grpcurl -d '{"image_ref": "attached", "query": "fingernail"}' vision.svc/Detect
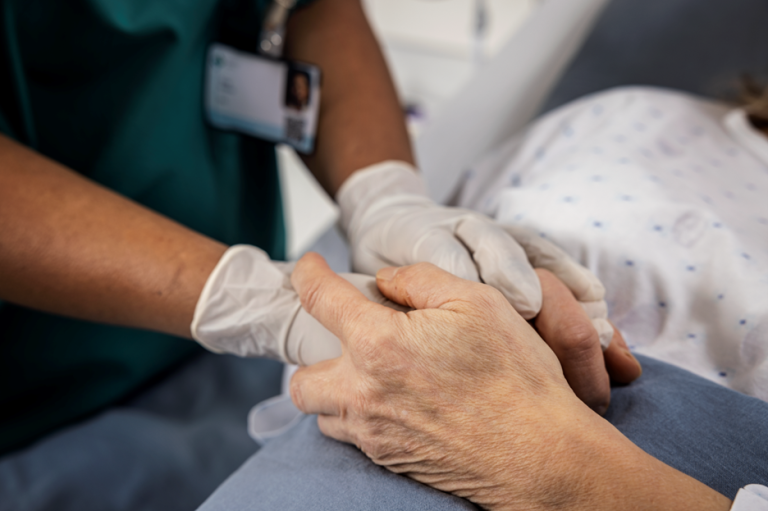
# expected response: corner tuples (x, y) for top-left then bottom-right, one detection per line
(596, 404), (609, 416)
(376, 266), (398, 282)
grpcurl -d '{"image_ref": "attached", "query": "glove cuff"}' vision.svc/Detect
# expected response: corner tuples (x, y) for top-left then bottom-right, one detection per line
(336, 160), (428, 236)
(191, 245), (300, 360)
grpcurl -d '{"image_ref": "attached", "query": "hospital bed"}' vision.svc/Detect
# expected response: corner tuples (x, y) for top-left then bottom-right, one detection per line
(2, 1), (767, 510)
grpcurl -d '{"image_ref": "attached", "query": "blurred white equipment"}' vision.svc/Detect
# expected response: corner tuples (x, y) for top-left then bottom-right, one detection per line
(415, 0), (611, 204)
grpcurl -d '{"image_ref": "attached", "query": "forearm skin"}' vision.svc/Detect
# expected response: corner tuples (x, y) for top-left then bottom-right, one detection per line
(0, 134), (226, 338)
(284, 0), (415, 196)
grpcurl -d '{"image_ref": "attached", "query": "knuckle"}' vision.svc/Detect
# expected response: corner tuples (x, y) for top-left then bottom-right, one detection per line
(298, 279), (323, 316)
(583, 387), (611, 415)
(353, 387), (380, 417)
(470, 286), (508, 313)
(557, 319), (600, 360)
(357, 434), (381, 459)
(395, 262), (434, 284)
(353, 336), (389, 370)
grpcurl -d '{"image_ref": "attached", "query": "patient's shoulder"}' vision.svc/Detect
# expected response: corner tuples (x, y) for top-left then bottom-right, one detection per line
(535, 85), (731, 136)
(578, 85), (725, 107)
(568, 86), (727, 117)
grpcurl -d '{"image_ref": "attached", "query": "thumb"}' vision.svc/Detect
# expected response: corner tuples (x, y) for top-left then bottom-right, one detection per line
(375, 262), (488, 311)
(291, 252), (389, 346)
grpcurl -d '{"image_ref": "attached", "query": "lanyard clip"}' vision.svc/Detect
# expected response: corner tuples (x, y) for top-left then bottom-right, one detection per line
(259, 0), (297, 58)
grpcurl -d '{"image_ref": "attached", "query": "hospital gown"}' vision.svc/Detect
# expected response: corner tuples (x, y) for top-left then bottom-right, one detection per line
(459, 86), (768, 401)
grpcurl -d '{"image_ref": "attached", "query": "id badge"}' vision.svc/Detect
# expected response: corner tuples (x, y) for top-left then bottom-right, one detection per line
(205, 43), (321, 154)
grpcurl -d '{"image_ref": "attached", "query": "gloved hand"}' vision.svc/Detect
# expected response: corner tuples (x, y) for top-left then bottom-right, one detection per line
(190, 245), (406, 365)
(499, 224), (614, 349)
(337, 161), (613, 348)
(286, 272), (409, 365)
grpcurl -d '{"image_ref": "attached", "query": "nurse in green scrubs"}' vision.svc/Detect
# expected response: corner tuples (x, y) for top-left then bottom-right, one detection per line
(0, 0), (614, 459)
(0, 0), (417, 454)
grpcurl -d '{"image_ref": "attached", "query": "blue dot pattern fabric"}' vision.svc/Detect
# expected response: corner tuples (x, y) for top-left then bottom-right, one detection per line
(459, 86), (768, 401)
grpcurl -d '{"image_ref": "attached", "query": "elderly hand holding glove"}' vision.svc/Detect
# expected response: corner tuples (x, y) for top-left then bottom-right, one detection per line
(287, 255), (728, 511)
(336, 161), (614, 346)
(190, 161), (636, 412)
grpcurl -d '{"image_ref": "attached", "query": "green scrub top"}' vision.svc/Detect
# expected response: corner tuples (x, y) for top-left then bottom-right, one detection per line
(0, 0), (313, 455)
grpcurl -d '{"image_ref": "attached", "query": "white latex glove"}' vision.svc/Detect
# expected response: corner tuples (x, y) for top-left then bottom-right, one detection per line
(286, 273), (409, 365)
(190, 245), (405, 364)
(246, 272), (409, 445)
(500, 225), (614, 350)
(337, 161), (613, 348)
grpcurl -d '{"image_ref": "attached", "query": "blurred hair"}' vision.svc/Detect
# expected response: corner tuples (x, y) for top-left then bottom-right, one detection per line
(741, 75), (768, 128)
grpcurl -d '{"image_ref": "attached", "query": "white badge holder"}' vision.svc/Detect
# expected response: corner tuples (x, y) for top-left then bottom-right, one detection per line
(205, 0), (321, 154)
(205, 44), (321, 154)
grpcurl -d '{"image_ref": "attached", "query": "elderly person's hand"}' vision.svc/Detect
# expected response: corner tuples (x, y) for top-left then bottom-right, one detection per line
(287, 260), (642, 414)
(533, 269), (641, 413)
(289, 253), (730, 511)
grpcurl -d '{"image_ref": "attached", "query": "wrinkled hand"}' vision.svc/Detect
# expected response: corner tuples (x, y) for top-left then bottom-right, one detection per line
(290, 253), (572, 508)
(291, 264), (641, 414)
(337, 162), (611, 341)
(289, 254), (730, 511)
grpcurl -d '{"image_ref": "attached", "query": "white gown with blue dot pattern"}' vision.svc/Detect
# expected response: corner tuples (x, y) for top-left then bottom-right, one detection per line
(459, 86), (768, 402)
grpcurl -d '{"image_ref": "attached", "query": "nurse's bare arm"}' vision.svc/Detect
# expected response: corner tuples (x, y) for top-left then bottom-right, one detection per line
(284, 0), (413, 195)
(0, 134), (226, 338)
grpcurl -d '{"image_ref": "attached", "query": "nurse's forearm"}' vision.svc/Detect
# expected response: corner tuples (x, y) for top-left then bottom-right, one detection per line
(0, 134), (226, 338)
(285, 0), (414, 195)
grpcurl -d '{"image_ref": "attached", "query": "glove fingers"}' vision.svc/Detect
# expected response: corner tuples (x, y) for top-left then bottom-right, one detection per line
(579, 300), (613, 350)
(501, 225), (605, 302)
(455, 217), (542, 319)
(286, 307), (343, 366)
(411, 229), (481, 283)
(591, 318), (614, 351)
(351, 248), (398, 277)
(579, 299), (607, 319)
